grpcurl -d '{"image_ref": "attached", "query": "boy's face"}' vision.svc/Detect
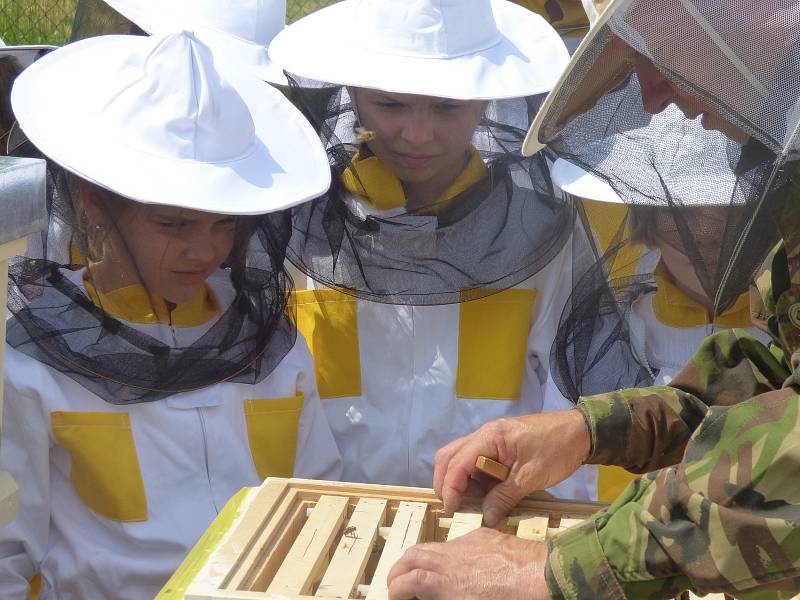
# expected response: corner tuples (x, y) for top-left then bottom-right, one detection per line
(114, 204), (237, 304)
(353, 88), (486, 191)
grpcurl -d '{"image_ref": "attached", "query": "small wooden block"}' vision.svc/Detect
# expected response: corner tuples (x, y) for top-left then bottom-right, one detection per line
(474, 456), (509, 481)
(267, 495), (348, 595)
(557, 518), (584, 531)
(315, 498), (388, 598)
(516, 516), (549, 541)
(446, 511), (483, 541)
(366, 502), (427, 600)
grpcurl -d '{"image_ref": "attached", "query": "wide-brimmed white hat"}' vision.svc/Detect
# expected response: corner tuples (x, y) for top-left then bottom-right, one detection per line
(551, 138), (739, 207)
(0, 45), (56, 68)
(11, 31), (330, 215)
(551, 158), (622, 203)
(269, 0), (569, 100)
(102, 0), (288, 84)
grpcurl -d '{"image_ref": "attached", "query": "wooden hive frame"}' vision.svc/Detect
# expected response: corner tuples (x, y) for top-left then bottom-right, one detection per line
(184, 477), (607, 600)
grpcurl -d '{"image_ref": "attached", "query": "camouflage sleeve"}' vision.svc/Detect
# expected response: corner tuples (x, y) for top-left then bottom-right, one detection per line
(577, 329), (788, 473)
(546, 385), (800, 600)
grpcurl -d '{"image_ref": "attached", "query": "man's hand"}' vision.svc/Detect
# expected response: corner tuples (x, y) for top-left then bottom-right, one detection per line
(433, 410), (590, 526)
(386, 528), (550, 600)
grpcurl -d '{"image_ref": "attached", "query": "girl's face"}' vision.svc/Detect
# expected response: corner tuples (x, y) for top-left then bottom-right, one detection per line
(81, 183), (239, 305)
(114, 205), (237, 304)
(353, 88), (486, 191)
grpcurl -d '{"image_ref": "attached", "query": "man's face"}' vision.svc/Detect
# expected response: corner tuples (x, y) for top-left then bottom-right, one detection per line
(627, 50), (750, 144)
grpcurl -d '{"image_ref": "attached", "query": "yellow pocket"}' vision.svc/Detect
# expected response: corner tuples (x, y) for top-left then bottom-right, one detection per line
(244, 393), (304, 479)
(51, 412), (147, 522)
(597, 465), (638, 503)
(456, 289), (537, 400)
(290, 289), (362, 399)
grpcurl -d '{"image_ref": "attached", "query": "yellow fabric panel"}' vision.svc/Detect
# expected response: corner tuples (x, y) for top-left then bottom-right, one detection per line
(652, 261), (753, 328)
(291, 289), (362, 399)
(341, 147), (488, 213)
(28, 572), (41, 600)
(456, 288), (538, 400)
(341, 152), (406, 211)
(69, 241), (84, 268)
(51, 411), (147, 522)
(597, 465), (639, 503)
(155, 486), (252, 600)
(244, 393), (304, 480)
(83, 272), (219, 326)
(509, 0), (589, 33)
(580, 199), (643, 280)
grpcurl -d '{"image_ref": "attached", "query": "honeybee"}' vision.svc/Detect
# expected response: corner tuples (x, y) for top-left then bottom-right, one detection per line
(354, 126), (376, 143)
(344, 525), (359, 539)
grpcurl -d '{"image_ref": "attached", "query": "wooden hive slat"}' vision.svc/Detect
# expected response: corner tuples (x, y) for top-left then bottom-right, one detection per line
(224, 487), (306, 591)
(266, 495), (349, 596)
(213, 479), (290, 589)
(365, 501), (427, 600)
(315, 498), (388, 598)
(446, 510), (483, 541)
(516, 516), (549, 541)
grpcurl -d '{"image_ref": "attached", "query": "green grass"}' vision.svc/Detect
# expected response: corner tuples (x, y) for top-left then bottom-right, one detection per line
(0, 0), (335, 47)
(0, 0), (77, 45)
(287, 0), (333, 22)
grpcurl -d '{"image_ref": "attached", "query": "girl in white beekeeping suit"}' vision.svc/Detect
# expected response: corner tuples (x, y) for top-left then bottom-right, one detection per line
(0, 30), (340, 599)
(546, 111), (774, 502)
(267, 0), (600, 499)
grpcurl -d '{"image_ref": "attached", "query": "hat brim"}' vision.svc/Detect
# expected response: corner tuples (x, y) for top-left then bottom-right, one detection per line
(551, 158), (623, 203)
(523, 0), (636, 155)
(269, 0), (569, 100)
(0, 45), (57, 68)
(11, 35), (330, 215)
(102, 0), (288, 85)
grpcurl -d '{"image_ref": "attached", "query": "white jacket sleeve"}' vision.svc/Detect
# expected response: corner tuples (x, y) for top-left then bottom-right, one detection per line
(0, 379), (51, 597)
(291, 339), (343, 481)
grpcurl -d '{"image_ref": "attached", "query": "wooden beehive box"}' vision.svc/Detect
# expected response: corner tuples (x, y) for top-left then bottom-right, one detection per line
(183, 477), (607, 600)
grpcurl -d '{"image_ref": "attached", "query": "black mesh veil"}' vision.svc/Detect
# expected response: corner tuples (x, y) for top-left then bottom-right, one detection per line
(5, 162), (297, 404)
(70, 0), (144, 41)
(550, 215), (656, 399)
(532, 0), (800, 399)
(284, 77), (577, 305)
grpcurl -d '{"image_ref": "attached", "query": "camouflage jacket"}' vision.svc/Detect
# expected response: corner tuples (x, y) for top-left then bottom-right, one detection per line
(546, 161), (800, 599)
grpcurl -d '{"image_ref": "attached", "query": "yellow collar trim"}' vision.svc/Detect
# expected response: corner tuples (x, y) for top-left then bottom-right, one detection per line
(83, 272), (220, 327)
(652, 261), (752, 328)
(341, 147), (488, 212)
